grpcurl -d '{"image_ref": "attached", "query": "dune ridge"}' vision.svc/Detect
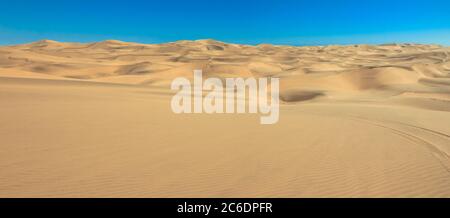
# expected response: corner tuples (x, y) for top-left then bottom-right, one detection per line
(1, 39), (449, 104)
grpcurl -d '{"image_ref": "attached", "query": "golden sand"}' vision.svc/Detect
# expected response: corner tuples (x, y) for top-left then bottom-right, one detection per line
(1, 40), (449, 197)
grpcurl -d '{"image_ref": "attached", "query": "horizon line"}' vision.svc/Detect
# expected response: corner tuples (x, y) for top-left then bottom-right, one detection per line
(2, 38), (448, 48)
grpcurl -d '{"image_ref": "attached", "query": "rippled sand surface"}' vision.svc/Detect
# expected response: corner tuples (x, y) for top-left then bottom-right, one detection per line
(1, 40), (450, 197)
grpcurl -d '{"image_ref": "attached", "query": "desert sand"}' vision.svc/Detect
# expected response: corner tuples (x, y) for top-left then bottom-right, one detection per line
(1, 39), (450, 197)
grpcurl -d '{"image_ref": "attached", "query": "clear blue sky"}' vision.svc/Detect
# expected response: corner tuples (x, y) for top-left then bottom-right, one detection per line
(0, 0), (449, 45)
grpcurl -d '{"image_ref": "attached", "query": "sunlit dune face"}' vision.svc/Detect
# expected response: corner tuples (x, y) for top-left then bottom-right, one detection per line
(0, 40), (450, 197)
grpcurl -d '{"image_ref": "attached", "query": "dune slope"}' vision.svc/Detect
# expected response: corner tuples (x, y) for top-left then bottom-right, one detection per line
(0, 40), (450, 197)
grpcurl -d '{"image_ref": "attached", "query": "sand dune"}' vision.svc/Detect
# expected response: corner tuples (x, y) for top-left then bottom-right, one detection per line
(0, 40), (450, 197)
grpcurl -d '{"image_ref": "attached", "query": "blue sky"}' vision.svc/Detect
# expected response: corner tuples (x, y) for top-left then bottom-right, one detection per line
(0, 0), (449, 45)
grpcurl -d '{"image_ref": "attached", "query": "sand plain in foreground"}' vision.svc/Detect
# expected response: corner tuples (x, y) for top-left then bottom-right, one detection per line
(0, 40), (450, 197)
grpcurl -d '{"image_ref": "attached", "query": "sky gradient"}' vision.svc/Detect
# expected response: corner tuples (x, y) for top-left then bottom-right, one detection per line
(0, 0), (449, 45)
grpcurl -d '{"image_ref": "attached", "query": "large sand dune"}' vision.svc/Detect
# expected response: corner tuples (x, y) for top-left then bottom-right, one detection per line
(1, 40), (450, 197)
